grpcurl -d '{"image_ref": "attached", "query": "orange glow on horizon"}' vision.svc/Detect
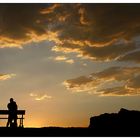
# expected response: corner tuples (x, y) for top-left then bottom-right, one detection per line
(24, 115), (89, 128)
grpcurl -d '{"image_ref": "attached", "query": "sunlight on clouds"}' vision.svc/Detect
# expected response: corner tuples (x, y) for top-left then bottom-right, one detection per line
(79, 7), (89, 25)
(63, 76), (99, 93)
(0, 4), (62, 48)
(65, 59), (74, 64)
(51, 45), (80, 53)
(51, 38), (134, 62)
(63, 81), (97, 93)
(65, 39), (117, 48)
(40, 4), (60, 14)
(58, 14), (70, 22)
(1, 4), (140, 65)
(99, 85), (140, 97)
(26, 31), (62, 45)
(0, 30), (61, 49)
(29, 92), (52, 101)
(55, 56), (67, 61)
(51, 39), (117, 55)
(53, 56), (75, 64)
(35, 95), (52, 101)
(0, 36), (24, 48)
(43, 4), (140, 64)
(63, 67), (140, 96)
(0, 74), (16, 80)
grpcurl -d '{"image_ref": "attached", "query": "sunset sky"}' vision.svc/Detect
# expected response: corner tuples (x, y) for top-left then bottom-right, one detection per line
(0, 3), (140, 127)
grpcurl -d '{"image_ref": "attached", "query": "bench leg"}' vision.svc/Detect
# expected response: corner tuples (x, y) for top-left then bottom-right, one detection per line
(19, 115), (24, 127)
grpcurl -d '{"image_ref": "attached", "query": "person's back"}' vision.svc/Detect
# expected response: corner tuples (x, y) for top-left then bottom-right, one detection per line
(8, 100), (17, 112)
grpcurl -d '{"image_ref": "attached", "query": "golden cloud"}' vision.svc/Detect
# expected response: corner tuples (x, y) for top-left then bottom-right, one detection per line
(53, 55), (75, 64)
(98, 86), (140, 97)
(40, 4), (61, 14)
(63, 67), (140, 96)
(0, 30), (61, 49)
(52, 39), (136, 61)
(63, 76), (100, 93)
(29, 92), (52, 101)
(0, 74), (16, 80)
(54, 55), (67, 61)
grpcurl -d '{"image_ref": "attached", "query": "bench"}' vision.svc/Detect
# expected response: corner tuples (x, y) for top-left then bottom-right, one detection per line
(0, 110), (25, 127)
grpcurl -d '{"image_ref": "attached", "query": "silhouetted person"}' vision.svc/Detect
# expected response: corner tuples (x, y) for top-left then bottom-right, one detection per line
(6, 98), (18, 127)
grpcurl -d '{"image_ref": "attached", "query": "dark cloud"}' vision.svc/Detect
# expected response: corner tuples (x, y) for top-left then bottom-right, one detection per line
(0, 4), (47, 39)
(65, 76), (92, 86)
(127, 75), (140, 89)
(0, 4), (59, 48)
(119, 50), (140, 63)
(46, 4), (140, 63)
(48, 4), (140, 42)
(47, 4), (140, 42)
(52, 40), (136, 61)
(83, 4), (140, 41)
(79, 42), (135, 61)
(93, 67), (140, 81)
(0, 3), (140, 63)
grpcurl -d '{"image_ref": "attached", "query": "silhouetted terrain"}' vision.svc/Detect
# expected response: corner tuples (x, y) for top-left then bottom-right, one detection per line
(0, 108), (140, 137)
(89, 108), (140, 136)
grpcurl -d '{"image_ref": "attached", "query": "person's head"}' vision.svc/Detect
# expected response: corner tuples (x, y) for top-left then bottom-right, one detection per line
(10, 98), (14, 103)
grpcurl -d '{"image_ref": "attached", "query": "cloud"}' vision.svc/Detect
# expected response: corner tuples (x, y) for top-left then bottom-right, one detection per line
(53, 55), (75, 64)
(63, 76), (100, 92)
(1, 3), (140, 97)
(119, 50), (140, 63)
(127, 74), (140, 89)
(0, 4), (63, 48)
(40, 4), (61, 14)
(35, 95), (52, 101)
(64, 76), (93, 86)
(65, 59), (74, 64)
(78, 41), (135, 61)
(45, 4), (140, 63)
(1, 3), (140, 64)
(54, 55), (67, 61)
(29, 92), (52, 101)
(98, 86), (139, 96)
(63, 67), (140, 96)
(0, 74), (16, 80)
(92, 67), (140, 81)
(0, 4), (46, 47)
(78, 7), (89, 25)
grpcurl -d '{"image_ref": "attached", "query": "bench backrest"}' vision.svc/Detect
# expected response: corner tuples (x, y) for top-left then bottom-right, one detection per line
(0, 110), (25, 115)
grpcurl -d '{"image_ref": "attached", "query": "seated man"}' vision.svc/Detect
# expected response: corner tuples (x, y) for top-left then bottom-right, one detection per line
(6, 98), (18, 127)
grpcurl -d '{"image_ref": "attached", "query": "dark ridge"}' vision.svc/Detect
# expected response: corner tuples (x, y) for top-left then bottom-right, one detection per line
(89, 108), (140, 136)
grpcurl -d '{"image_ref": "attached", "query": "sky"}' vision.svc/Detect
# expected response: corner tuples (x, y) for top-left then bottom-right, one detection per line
(0, 3), (140, 127)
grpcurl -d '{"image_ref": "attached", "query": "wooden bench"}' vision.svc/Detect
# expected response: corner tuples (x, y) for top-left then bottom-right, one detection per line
(0, 110), (25, 127)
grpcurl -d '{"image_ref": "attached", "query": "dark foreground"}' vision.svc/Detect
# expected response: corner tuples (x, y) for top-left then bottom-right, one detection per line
(1, 108), (140, 137)
(0, 127), (140, 137)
